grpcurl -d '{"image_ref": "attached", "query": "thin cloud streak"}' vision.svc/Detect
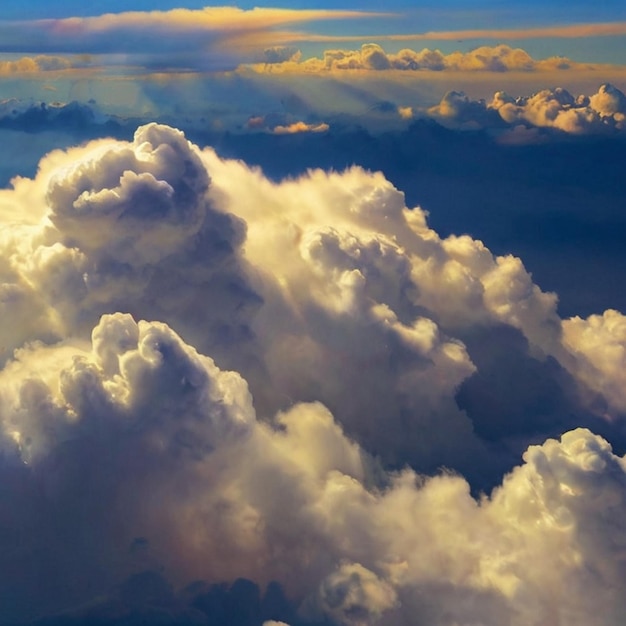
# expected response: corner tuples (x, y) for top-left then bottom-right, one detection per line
(286, 21), (626, 44)
(0, 7), (390, 55)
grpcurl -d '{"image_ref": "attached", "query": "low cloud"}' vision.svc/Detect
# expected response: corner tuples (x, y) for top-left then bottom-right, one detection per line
(428, 83), (626, 134)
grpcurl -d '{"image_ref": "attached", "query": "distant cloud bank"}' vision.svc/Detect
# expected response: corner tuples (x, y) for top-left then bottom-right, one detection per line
(428, 83), (626, 134)
(247, 43), (579, 73)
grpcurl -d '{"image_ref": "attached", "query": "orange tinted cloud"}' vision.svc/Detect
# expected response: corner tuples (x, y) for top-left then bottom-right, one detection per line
(0, 7), (388, 52)
(293, 21), (626, 43)
(0, 55), (72, 74)
(244, 44), (581, 74)
(0, 7), (389, 71)
(272, 121), (330, 134)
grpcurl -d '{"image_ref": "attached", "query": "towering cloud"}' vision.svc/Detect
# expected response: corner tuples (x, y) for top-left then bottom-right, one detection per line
(1, 124), (626, 624)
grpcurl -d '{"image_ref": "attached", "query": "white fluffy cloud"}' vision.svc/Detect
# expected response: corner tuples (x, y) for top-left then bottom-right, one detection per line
(1, 123), (626, 623)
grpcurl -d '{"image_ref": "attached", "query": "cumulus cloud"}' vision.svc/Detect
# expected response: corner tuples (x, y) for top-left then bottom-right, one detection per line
(428, 83), (626, 133)
(2, 123), (626, 623)
(0, 124), (258, 366)
(305, 562), (398, 625)
(562, 309), (626, 414)
(246, 43), (580, 74)
(2, 317), (626, 624)
(263, 46), (302, 65)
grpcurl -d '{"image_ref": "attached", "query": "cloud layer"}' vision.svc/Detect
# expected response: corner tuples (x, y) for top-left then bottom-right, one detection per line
(1, 124), (626, 624)
(428, 83), (626, 134)
(0, 7), (384, 71)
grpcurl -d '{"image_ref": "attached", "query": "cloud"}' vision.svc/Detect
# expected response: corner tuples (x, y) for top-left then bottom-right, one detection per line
(428, 83), (626, 133)
(0, 98), (121, 134)
(272, 121), (329, 134)
(246, 43), (583, 74)
(589, 82), (626, 117)
(427, 90), (502, 129)
(3, 123), (626, 623)
(304, 562), (398, 625)
(2, 316), (626, 624)
(262, 46), (302, 65)
(0, 54), (73, 74)
(0, 121), (618, 475)
(0, 8), (387, 71)
(562, 309), (626, 414)
(291, 21), (626, 44)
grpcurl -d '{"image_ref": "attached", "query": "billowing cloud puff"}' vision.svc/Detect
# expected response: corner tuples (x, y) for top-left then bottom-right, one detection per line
(306, 563), (398, 625)
(0, 123), (255, 366)
(427, 91), (502, 129)
(2, 318), (626, 624)
(263, 46), (302, 65)
(0, 313), (254, 465)
(2, 123), (626, 623)
(562, 309), (626, 413)
(0, 120), (615, 477)
(589, 82), (626, 118)
(494, 84), (626, 132)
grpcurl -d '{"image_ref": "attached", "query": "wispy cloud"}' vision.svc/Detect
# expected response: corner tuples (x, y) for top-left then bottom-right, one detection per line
(289, 21), (626, 43)
(0, 7), (389, 70)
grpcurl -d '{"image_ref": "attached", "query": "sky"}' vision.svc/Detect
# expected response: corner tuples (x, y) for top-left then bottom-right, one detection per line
(1, 3), (626, 626)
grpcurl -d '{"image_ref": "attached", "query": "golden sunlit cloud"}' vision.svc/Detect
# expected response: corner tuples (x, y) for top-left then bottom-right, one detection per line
(242, 43), (588, 74)
(285, 20), (626, 43)
(44, 7), (389, 32)
(272, 121), (330, 134)
(0, 55), (73, 74)
(0, 7), (389, 52)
